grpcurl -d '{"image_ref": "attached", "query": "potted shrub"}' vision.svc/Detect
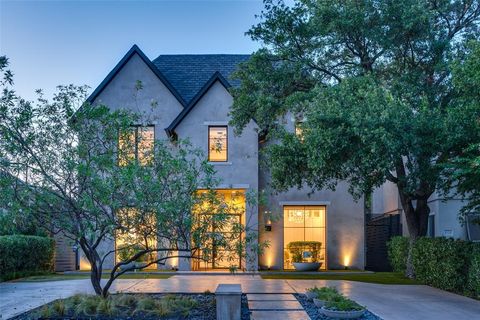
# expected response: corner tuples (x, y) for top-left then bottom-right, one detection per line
(320, 294), (366, 319)
(305, 286), (320, 301)
(287, 241), (323, 271)
(312, 287), (340, 308)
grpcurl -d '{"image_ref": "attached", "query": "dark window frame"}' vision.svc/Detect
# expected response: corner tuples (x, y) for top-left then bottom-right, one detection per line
(118, 125), (155, 166)
(208, 126), (228, 162)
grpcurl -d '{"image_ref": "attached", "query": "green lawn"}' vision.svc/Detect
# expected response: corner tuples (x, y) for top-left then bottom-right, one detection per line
(14, 272), (172, 282)
(260, 272), (419, 285)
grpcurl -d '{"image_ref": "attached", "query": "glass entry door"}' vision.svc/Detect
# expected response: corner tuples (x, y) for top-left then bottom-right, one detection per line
(192, 213), (242, 270)
(211, 213), (242, 269)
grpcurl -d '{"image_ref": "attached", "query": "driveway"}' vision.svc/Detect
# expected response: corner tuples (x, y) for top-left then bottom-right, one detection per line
(1, 275), (479, 320)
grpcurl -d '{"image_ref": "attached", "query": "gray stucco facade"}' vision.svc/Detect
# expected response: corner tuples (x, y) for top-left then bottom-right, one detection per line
(79, 45), (366, 271)
(372, 181), (469, 240)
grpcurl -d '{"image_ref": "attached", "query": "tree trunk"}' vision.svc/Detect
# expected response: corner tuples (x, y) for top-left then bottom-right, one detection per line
(399, 196), (430, 278)
(79, 239), (104, 296)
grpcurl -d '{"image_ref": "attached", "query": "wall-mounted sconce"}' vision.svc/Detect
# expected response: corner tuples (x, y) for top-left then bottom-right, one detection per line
(264, 210), (272, 231)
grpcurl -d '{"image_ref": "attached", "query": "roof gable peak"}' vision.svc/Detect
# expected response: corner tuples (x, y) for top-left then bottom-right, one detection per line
(86, 44), (186, 106)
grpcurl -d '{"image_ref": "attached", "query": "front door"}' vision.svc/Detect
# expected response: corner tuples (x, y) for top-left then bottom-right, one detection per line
(211, 213), (242, 269)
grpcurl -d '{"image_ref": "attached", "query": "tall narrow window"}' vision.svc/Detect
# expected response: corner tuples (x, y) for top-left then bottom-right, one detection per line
(295, 121), (304, 141)
(118, 126), (154, 166)
(208, 126), (228, 162)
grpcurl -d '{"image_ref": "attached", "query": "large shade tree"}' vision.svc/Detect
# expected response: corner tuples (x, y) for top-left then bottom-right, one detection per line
(0, 56), (259, 296)
(230, 0), (480, 276)
(444, 43), (480, 219)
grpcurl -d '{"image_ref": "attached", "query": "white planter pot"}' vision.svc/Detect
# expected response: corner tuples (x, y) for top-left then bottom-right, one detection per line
(293, 262), (322, 271)
(305, 291), (317, 301)
(313, 298), (326, 308)
(320, 307), (366, 319)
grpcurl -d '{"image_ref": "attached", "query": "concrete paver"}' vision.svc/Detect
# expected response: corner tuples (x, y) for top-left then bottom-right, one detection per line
(1, 275), (480, 320)
(250, 310), (310, 320)
(247, 293), (296, 301)
(248, 300), (303, 310)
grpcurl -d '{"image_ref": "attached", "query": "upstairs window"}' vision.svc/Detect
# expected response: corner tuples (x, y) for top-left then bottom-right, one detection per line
(208, 126), (228, 162)
(118, 126), (154, 166)
(295, 121), (304, 141)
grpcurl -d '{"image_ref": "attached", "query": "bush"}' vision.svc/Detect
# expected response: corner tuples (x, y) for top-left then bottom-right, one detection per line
(387, 236), (409, 273)
(387, 236), (479, 298)
(306, 286), (341, 301)
(467, 243), (480, 299)
(323, 291), (364, 311)
(0, 235), (55, 281)
(287, 241), (322, 263)
(412, 237), (469, 292)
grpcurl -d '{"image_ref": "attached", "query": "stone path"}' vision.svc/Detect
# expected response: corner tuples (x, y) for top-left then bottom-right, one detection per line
(247, 294), (310, 320)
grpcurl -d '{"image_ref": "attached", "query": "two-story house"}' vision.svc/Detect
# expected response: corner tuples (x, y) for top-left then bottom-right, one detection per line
(75, 44), (365, 271)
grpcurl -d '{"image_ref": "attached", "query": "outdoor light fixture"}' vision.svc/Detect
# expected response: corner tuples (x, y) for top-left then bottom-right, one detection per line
(264, 211), (272, 231)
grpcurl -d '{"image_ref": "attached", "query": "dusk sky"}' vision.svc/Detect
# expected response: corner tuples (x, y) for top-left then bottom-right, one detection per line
(0, 0), (272, 101)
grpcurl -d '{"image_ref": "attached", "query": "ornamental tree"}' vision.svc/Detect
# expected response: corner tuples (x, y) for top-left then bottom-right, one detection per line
(0, 56), (259, 296)
(230, 0), (480, 276)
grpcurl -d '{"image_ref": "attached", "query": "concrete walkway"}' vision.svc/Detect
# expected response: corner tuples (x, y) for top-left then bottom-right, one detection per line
(1, 275), (480, 320)
(247, 294), (309, 320)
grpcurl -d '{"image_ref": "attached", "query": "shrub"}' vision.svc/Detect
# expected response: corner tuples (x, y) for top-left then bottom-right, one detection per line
(387, 236), (480, 298)
(412, 237), (469, 292)
(0, 235), (55, 281)
(387, 236), (409, 273)
(307, 286), (341, 301)
(466, 243), (480, 299)
(287, 241), (322, 263)
(323, 293), (364, 311)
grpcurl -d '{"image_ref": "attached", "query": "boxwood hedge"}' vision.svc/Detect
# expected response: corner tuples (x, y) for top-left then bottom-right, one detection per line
(387, 236), (480, 298)
(387, 236), (409, 273)
(0, 235), (55, 281)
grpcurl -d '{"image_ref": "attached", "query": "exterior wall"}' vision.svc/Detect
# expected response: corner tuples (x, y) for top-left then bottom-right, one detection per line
(79, 53), (184, 270)
(175, 80), (259, 271)
(258, 115), (365, 270)
(427, 192), (468, 240)
(93, 52), (184, 142)
(372, 183), (468, 239)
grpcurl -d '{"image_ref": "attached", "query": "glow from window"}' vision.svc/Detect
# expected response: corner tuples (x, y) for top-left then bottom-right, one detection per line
(284, 206), (326, 270)
(208, 126), (227, 162)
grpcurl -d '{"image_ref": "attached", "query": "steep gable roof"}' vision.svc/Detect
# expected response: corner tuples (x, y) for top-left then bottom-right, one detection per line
(166, 72), (231, 136)
(152, 54), (250, 105)
(86, 45), (186, 106)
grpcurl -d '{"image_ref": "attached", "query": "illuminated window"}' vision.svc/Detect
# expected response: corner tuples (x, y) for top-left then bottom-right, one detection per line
(295, 121), (304, 141)
(192, 189), (245, 270)
(284, 206), (326, 269)
(118, 126), (154, 166)
(115, 208), (157, 268)
(208, 126), (228, 162)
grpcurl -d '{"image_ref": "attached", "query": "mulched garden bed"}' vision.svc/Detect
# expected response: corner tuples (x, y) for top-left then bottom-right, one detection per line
(294, 293), (383, 320)
(11, 293), (251, 320)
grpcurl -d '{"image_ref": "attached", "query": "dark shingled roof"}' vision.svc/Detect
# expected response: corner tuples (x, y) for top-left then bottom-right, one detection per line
(152, 54), (250, 105)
